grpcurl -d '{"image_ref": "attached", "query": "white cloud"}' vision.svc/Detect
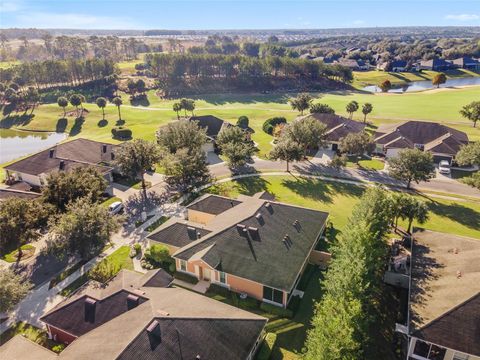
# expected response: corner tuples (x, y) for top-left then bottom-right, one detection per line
(445, 14), (479, 21)
(0, 1), (22, 12)
(14, 12), (139, 29)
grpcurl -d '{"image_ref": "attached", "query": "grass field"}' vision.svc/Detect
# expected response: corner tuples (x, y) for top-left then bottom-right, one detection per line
(208, 175), (480, 239)
(352, 68), (479, 88)
(1, 85), (479, 167)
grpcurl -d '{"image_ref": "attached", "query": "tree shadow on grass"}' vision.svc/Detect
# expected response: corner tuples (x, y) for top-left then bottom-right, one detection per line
(427, 200), (480, 231)
(56, 118), (68, 133)
(232, 176), (270, 196)
(116, 119), (125, 126)
(0, 113), (34, 128)
(282, 176), (365, 204)
(69, 117), (84, 136)
(97, 119), (108, 127)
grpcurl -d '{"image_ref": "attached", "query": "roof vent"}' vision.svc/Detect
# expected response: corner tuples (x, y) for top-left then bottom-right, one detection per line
(147, 320), (161, 350)
(84, 297), (96, 323)
(127, 294), (140, 310)
(265, 202), (273, 213)
(102, 144), (107, 153)
(293, 220), (301, 231)
(59, 160), (65, 170)
(49, 149), (55, 158)
(236, 224), (246, 234)
(255, 213), (265, 225)
(187, 226), (198, 239)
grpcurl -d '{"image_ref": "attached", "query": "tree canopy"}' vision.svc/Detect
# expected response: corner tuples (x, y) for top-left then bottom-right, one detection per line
(269, 135), (304, 172)
(340, 131), (374, 159)
(456, 142), (480, 166)
(156, 120), (207, 154)
(310, 103), (335, 114)
(289, 93), (313, 115)
(0, 269), (31, 313)
(460, 101), (480, 128)
(432, 72), (447, 88)
(387, 149), (435, 189)
(216, 126), (256, 170)
(283, 117), (327, 156)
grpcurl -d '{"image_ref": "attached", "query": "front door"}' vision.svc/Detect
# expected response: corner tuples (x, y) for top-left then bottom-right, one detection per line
(203, 268), (211, 281)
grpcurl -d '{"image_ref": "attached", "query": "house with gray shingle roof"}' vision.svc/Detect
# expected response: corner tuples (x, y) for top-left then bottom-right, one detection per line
(149, 193), (329, 308)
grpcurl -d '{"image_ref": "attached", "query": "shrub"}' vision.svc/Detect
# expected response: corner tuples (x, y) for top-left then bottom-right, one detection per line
(208, 283), (231, 297)
(133, 243), (141, 254)
(256, 333), (277, 360)
(145, 244), (170, 264)
(260, 302), (293, 318)
(237, 115), (249, 128)
(262, 117), (287, 135)
(51, 344), (66, 353)
(89, 260), (118, 284)
(174, 271), (199, 284)
(111, 126), (132, 140)
(168, 262), (176, 273)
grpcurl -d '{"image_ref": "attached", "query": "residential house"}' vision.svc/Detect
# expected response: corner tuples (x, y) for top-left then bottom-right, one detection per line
(338, 58), (370, 71)
(377, 60), (408, 72)
(0, 181), (41, 200)
(300, 113), (367, 152)
(405, 230), (480, 360)
(418, 58), (454, 71)
(374, 121), (469, 163)
(452, 57), (480, 71)
(3, 138), (117, 187)
(0, 268), (268, 360)
(149, 193), (329, 308)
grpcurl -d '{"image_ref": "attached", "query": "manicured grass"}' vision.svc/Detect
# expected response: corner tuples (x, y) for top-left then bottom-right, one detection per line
(208, 175), (480, 239)
(2, 244), (36, 263)
(352, 69), (479, 88)
(346, 156), (385, 170)
(0, 322), (62, 352)
(1, 86), (479, 170)
(59, 246), (133, 296)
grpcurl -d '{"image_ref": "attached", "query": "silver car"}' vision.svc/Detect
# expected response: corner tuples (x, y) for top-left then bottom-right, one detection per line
(438, 160), (451, 175)
(108, 201), (124, 215)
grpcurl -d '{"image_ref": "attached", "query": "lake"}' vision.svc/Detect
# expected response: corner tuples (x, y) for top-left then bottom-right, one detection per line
(363, 76), (480, 93)
(0, 129), (67, 163)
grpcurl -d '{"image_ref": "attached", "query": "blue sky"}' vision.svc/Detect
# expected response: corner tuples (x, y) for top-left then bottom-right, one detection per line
(1, 0), (479, 29)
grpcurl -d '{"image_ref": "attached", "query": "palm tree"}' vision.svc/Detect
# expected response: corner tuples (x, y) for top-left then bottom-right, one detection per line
(112, 97), (123, 121)
(361, 103), (373, 123)
(345, 101), (359, 119)
(173, 102), (182, 119)
(96, 97), (107, 120)
(57, 96), (68, 118)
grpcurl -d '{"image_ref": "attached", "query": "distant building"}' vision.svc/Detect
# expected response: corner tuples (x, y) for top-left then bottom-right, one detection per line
(374, 121), (469, 163)
(452, 57), (480, 71)
(377, 60), (408, 72)
(3, 138), (117, 187)
(338, 58), (370, 71)
(419, 58), (454, 71)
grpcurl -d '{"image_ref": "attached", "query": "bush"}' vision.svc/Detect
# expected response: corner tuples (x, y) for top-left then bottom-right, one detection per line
(88, 260), (118, 284)
(174, 271), (199, 284)
(111, 126), (132, 140)
(51, 344), (66, 353)
(262, 117), (287, 135)
(133, 243), (141, 254)
(237, 115), (249, 128)
(208, 283), (231, 297)
(145, 244), (170, 264)
(260, 302), (293, 318)
(256, 333), (277, 360)
(168, 262), (176, 273)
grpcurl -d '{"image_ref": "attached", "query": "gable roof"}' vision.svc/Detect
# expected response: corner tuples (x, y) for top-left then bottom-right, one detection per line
(189, 115), (230, 139)
(0, 335), (57, 360)
(187, 194), (242, 215)
(410, 230), (480, 354)
(176, 196), (328, 292)
(375, 121), (468, 155)
(413, 293), (480, 356)
(147, 222), (212, 248)
(302, 113), (366, 142)
(0, 188), (41, 200)
(4, 138), (115, 177)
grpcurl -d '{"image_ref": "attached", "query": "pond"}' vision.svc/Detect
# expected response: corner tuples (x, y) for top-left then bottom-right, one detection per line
(0, 129), (67, 163)
(362, 76), (480, 93)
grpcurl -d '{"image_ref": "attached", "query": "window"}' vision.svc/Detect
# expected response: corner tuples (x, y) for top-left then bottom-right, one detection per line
(218, 271), (226, 284)
(179, 260), (187, 272)
(412, 340), (447, 360)
(453, 353), (470, 360)
(263, 286), (283, 305)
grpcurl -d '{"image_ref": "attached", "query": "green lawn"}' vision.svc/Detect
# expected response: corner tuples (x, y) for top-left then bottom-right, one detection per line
(352, 68), (480, 88)
(100, 196), (122, 208)
(346, 156), (385, 170)
(208, 175), (480, 239)
(2, 85), (479, 169)
(0, 322), (62, 352)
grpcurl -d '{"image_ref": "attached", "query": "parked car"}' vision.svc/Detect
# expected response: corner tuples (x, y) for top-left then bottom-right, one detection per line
(438, 160), (451, 175)
(108, 201), (124, 215)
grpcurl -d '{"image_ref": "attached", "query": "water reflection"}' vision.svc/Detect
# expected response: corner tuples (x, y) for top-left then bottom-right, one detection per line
(363, 76), (480, 93)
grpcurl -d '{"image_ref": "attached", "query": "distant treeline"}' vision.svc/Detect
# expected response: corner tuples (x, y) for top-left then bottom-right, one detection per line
(144, 53), (352, 95)
(0, 59), (117, 88)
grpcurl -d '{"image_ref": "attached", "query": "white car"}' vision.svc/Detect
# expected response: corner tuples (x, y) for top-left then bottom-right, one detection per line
(438, 160), (451, 175)
(108, 201), (124, 215)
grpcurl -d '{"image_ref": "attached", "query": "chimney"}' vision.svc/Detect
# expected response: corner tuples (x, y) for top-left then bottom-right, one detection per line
(265, 202), (273, 213)
(147, 320), (161, 350)
(127, 294), (140, 310)
(236, 224), (246, 235)
(248, 227), (259, 240)
(102, 144), (107, 153)
(49, 149), (55, 158)
(187, 226), (198, 239)
(84, 297), (96, 323)
(59, 160), (65, 170)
